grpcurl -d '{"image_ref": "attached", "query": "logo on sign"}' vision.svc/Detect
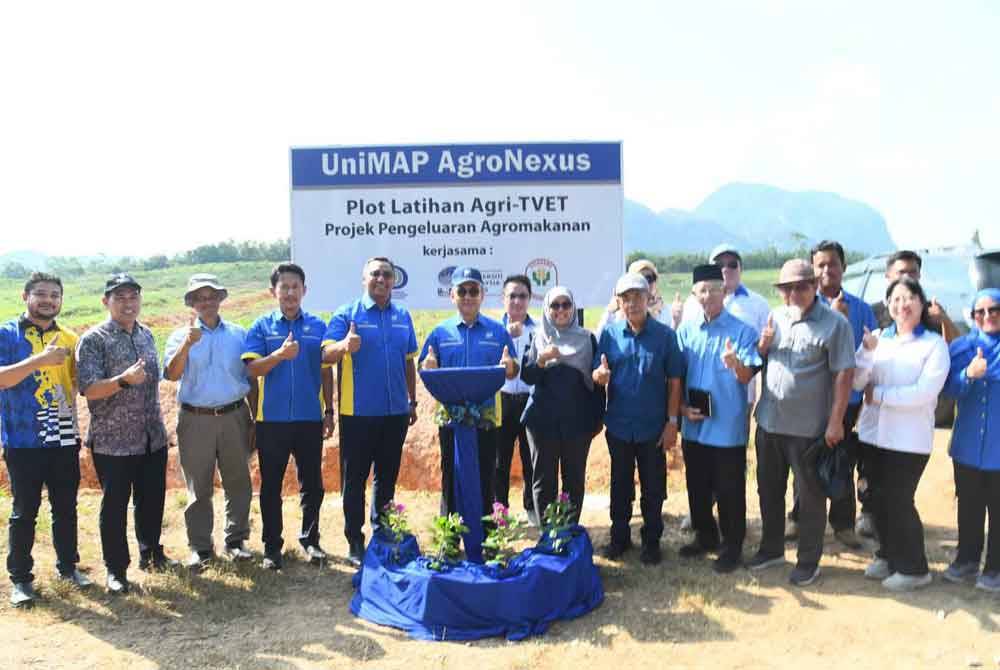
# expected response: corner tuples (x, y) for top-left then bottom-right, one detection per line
(525, 258), (558, 294)
(393, 265), (409, 289)
(437, 266), (457, 297)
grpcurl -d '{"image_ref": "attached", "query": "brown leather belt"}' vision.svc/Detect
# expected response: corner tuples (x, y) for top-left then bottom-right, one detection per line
(181, 400), (244, 416)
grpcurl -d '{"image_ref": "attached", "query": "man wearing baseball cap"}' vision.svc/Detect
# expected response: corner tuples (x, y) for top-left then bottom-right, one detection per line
(419, 266), (518, 523)
(748, 260), (855, 587)
(77, 272), (175, 593)
(593, 272), (684, 565)
(163, 274), (255, 569)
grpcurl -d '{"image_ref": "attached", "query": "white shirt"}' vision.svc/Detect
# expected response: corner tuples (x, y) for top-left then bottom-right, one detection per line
(501, 314), (535, 395)
(680, 285), (771, 403)
(852, 327), (950, 454)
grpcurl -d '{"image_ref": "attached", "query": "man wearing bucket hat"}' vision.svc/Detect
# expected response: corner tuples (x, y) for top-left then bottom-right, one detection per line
(593, 272), (684, 565)
(163, 274), (255, 569)
(748, 260), (855, 587)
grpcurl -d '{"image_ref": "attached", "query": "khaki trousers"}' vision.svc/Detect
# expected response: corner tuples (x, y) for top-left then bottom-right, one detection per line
(176, 405), (253, 552)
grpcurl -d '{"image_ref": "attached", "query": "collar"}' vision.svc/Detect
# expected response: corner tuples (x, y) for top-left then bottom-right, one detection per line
(733, 284), (749, 297)
(105, 318), (145, 335)
(881, 322), (927, 339)
(18, 313), (60, 333)
(196, 316), (226, 332)
(361, 293), (391, 311)
(448, 313), (482, 330)
(502, 312), (535, 327)
(275, 309), (303, 323)
(698, 308), (727, 329)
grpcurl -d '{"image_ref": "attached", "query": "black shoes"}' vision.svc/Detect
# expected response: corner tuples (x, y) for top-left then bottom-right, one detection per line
(106, 572), (130, 595)
(58, 568), (94, 588)
(601, 540), (633, 560)
(639, 543), (662, 566)
(262, 553), (283, 571)
(347, 540), (365, 567)
(224, 542), (253, 562)
(304, 545), (328, 564)
(713, 553), (743, 574)
(139, 550), (179, 572)
(184, 550), (215, 571)
(678, 540), (720, 558)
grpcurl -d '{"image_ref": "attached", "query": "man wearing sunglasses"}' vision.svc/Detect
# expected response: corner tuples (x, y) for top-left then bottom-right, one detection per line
(322, 257), (418, 566)
(749, 260), (855, 587)
(495, 274), (538, 525)
(419, 266), (518, 523)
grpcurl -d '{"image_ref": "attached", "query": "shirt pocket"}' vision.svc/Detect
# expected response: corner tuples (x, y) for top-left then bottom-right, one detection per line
(791, 337), (824, 369)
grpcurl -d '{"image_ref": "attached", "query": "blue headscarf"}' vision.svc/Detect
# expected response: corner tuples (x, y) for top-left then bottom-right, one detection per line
(949, 288), (1000, 382)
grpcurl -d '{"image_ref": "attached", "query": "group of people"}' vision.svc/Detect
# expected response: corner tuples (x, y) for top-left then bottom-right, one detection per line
(1, 245), (998, 609)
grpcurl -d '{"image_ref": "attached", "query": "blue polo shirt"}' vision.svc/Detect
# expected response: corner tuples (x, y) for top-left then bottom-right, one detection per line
(594, 317), (684, 443)
(419, 313), (515, 425)
(818, 289), (877, 406)
(677, 309), (762, 448)
(242, 309), (328, 422)
(323, 295), (417, 417)
(164, 318), (250, 407)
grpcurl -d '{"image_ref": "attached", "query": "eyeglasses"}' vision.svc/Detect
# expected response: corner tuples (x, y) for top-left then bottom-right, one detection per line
(777, 281), (815, 294)
(972, 305), (1000, 318)
(550, 301), (573, 311)
(505, 292), (530, 301)
(455, 286), (481, 298)
(716, 260), (740, 270)
(368, 270), (394, 279)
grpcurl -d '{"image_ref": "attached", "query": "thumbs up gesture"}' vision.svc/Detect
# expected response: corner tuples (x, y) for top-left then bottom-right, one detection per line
(671, 291), (684, 325)
(422, 346), (439, 370)
(506, 320), (524, 338)
(39, 333), (70, 367)
(185, 313), (202, 346)
(758, 313), (776, 353)
(862, 325), (878, 351)
(593, 353), (611, 386)
(720, 337), (740, 370)
(831, 290), (849, 318)
(927, 297), (947, 325)
(275, 331), (299, 361)
(121, 358), (147, 385)
(967, 346), (988, 379)
(538, 344), (562, 366)
(500, 345), (516, 378)
(344, 321), (362, 354)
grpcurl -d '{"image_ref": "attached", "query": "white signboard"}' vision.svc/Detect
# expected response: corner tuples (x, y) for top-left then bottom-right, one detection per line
(289, 142), (623, 310)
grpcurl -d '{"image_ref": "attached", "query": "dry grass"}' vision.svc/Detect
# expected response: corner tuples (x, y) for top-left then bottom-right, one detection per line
(1, 431), (999, 669)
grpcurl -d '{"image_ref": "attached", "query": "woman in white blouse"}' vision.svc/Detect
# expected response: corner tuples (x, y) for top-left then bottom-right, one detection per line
(853, 276), (950, 592)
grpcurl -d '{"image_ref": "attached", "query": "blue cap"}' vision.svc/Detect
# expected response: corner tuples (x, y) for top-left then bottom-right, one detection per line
(451, 266), (483, 287)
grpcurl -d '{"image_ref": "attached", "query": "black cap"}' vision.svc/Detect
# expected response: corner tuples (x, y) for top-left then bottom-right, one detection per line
(692, 264), (724, 284)
(104, 273), (142, 295)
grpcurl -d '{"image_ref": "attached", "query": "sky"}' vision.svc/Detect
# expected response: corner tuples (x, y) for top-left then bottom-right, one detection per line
(2, 1), (998, 258)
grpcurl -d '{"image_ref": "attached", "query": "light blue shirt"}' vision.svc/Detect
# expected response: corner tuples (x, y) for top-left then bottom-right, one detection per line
(677, 309), (762, 447)
(164, 318), (250, 407)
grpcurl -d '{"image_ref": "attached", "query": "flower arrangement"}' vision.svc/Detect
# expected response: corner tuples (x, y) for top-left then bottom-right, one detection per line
(380, 501), (410, 544)
(539, 492), (578, 554)
(433, 401), (498, 429)
(426, 513), (468, 571)
(481, 502), (525, 568)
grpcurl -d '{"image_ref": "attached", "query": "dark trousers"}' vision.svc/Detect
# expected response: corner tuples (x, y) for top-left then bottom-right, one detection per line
(790, 403), (862, 530)
(494, 392), (533, 511)
(92, 447), (168, 574)
(867, 443), (930, 576)
(4, 447), (81, 583)
(954, 461), (1000, 573)
(256, 421), (324, 555)
(682, 440), (747, 559)
(438, 426), (497, 519)
(339, 414), (409, 544)
(526, 428), (591, 525)
(756, 428), (825, 567)
(606, 433), (666, 547)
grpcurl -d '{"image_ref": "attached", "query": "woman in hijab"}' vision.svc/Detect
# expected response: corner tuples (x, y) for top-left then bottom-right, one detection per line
(943, 288), (1000, 593)
(853, 276), (950, 592)
(595, 259), (667, 335)
(520, 286), (602, 524)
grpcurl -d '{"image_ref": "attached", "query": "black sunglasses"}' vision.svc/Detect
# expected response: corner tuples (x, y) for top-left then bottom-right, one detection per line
(455, 286), (481, 298)
(641, 272), (657, 283)
(972, 305), (1000, 318)
(550, 300), (573, 310)
(368, 269), (394, 279)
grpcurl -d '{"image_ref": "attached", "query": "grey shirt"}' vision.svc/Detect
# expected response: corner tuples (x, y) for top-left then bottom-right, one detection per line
(754, 301), (855, 438)
(77, 319), (168, 456)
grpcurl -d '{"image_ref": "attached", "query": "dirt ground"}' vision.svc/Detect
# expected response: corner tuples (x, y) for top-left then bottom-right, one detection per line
(1, 428), (998, 670)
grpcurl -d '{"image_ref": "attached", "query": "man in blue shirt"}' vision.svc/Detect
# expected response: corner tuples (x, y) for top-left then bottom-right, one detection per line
(242, 263), (334, 571)
(593, 272), (683, 565)
(322, 257), (418, 566)
(785, 240), (878, 548)
(420, 266), (517, 523)
(164, 274), (254, 569)
(676, 265), (762, 573)
(0, 272), (91, 607)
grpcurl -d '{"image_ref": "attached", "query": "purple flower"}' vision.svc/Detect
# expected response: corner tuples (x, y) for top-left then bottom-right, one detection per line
(558, 492), (570, 504)
(493, 502), (507, 515)
(497, 518), (508, 528)
(395, 503), (406, 513)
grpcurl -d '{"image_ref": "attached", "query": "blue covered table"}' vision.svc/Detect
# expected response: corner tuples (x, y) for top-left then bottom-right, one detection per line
(349, 365), (604, 640)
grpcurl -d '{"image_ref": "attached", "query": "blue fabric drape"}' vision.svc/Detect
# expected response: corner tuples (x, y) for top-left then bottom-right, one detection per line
(350, 528), (604, 641)
(420, 366), (506, 563)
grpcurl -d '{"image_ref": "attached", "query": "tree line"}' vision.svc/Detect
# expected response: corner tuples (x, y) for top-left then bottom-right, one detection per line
(1, 239), (291, 279)
(626, 245), (867, 274)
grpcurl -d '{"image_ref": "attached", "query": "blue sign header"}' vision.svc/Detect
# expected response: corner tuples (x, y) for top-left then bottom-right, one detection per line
(291, 142), (621, 188)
